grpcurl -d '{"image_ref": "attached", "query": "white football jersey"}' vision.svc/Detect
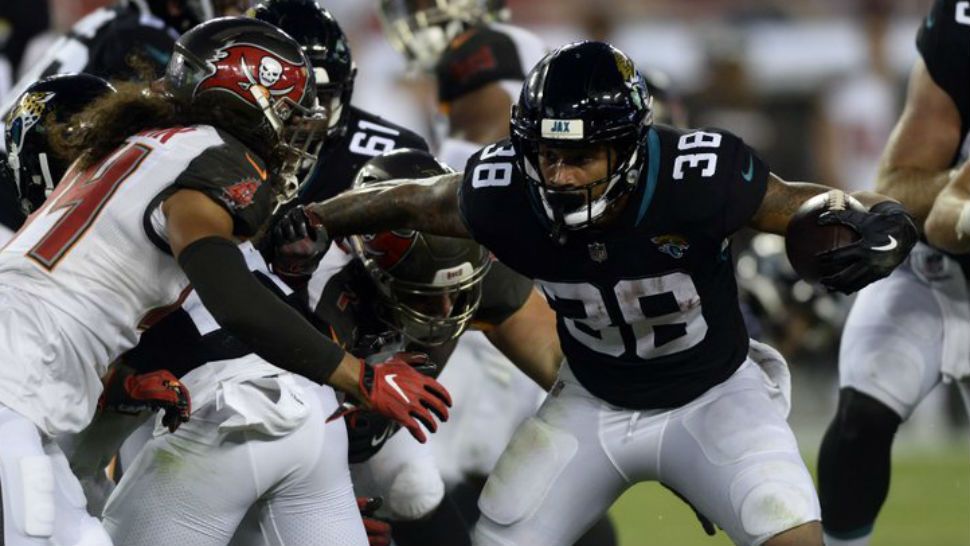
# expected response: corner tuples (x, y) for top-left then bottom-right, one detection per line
(0, 124), (275, 435)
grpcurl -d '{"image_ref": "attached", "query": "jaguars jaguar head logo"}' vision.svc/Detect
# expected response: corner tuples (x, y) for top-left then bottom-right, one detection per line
(651, 234), (690, 259)
(6, 91), (56, 154)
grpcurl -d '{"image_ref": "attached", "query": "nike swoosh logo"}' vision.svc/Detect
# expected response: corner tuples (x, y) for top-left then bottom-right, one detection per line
(245, 153), (268, 181)
(741, 155), (754, 182)
(385, 374), (410, 403)
(871, 235), (898, 252)
(370, 426), (392, 447)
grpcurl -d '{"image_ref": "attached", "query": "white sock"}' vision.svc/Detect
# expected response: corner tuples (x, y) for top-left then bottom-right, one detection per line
(823, 531), (872, 546)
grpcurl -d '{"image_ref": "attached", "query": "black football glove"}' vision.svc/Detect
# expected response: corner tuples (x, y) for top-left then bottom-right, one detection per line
(345, 411), (401, 464)
(815, 201), (917, 294)
(270, 205), (330, 282)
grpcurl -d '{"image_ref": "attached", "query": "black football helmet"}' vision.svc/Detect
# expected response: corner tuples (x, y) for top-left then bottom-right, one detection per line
(138, 0), (256, 33)
(251, 0), (356, 147)
(347, 149), (491, 346)
(3, 74), (115, 214)
(511, 41), (652, 234)
(379, 0), (509, 71)
(163, 16), (327, 198)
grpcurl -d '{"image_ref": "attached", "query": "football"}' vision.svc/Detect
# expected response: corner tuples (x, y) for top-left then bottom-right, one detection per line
(785, 190), (864, 283)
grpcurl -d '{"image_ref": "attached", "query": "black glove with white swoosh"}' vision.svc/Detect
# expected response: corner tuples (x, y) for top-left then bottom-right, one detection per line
(815, 201), (918, 294)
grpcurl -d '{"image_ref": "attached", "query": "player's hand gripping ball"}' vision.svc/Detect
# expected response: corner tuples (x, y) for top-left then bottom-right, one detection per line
(786, 190), (917, 294)
(785, 190), (864, 284)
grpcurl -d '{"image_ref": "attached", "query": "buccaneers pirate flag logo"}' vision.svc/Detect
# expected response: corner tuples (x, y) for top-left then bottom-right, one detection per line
(197, 43), (308, 109)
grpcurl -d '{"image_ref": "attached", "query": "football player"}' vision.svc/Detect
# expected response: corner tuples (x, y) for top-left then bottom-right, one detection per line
(0, 73), (117, 243)
(97, 149), (555, 546)
(818, 1), (970, 545)
(295, 41), (919, 546)
(0, 17), (447, 545)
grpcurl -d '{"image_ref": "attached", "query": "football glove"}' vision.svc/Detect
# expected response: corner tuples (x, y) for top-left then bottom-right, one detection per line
(332, 352), (451, 443)
(270, 205), (330, 282)
(98, 367), (191, 433)
(357, 497), (392, 546)
(346, 411), (400, 464)
(816, 201), (917, 294)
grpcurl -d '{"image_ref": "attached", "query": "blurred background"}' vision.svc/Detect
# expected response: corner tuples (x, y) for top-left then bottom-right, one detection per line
(2, 0), (967, 544)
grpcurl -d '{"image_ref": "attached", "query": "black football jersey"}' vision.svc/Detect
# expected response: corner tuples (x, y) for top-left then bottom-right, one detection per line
(917, 0), (970, 162)
(435, 22), (545, 103)
(0, 155), (25, 233)
(1, 4), (177, 119)
(458, 125), (769, 409)
(298, 107), (429, 204)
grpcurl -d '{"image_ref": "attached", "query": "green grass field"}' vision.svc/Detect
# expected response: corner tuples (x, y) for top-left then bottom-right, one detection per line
(609, 445), (970, 546)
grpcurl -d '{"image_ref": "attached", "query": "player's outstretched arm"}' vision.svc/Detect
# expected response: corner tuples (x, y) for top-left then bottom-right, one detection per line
(873, 58), (963, 224)
(924, 162), (970, 253)
(484, 288), (562, 391)
(306, 172), (470, 238)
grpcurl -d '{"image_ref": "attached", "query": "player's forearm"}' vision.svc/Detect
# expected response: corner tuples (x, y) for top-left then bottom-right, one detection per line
(924, 164), (970, 254)
(874, 166), (953, 224)
(307, 173), (470, 238)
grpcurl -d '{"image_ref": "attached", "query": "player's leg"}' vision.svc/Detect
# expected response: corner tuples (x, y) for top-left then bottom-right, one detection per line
(254, 381), (368, 546)
(101, 403), (267, 545)
(0, 406), (112, 546)
(352, 423), (469, 546)
(655, 360), (821, 546)
(818, 259), (949, 546)
(472, 366), (629, 546)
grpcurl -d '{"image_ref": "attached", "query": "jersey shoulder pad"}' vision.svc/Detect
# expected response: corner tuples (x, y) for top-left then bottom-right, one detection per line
(916, 0), (970, 127)
(171, 127), (276, 238)
(435, 23), (542, 102)
(473, 259), (533, 327)
(458, 139), (530, 245)
(651, 125), (768, 235)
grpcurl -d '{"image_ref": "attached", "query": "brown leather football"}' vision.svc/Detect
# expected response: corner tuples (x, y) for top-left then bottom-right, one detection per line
(784, 190), (864, 283)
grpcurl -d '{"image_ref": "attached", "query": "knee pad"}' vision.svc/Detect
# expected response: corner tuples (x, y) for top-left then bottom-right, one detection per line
(385, 462), (445, 521)
(478, 417), (578, 527)
(835, 389), (902, 442)
(731, 460), (820, 543)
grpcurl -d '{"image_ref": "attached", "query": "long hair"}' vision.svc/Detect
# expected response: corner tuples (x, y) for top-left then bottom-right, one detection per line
(49, 81), (288, 175)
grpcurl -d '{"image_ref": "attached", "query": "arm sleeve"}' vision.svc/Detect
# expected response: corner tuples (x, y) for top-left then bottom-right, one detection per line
(172, 136), (276, 238)
(177, 236), (346, 384)
(916, 0), (970, 132)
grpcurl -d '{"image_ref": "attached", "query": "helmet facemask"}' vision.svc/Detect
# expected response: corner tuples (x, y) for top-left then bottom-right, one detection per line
(519, 135), (645, 231)
(348, 230), (491, 347)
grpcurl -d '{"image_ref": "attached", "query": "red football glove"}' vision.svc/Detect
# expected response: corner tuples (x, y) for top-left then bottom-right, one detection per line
(98, 367), (191, 433)
(358, 352), (451, 443)
(357, 497), (391, 546)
